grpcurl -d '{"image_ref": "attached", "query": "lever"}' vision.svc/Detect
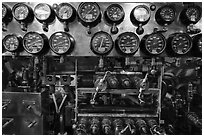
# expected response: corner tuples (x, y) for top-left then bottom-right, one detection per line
(138, 73), (148, 104)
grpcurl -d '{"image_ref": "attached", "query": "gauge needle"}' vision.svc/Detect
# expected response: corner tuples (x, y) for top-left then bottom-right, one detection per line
(99, 37), (104, 49)
(87, 7), (94, 14)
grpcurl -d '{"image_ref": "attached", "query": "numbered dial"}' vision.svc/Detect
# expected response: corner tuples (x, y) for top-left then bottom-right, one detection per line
(144, 33), (166, 55)
(49, 32), (75, 55)
(34, 3), (52, 21)
(56, 3), (75, 20)
(132, 5), (151, 23)
(3, 34), (20, 52)
(13, 3), (29, 21)
(23, 32), (45, 54)
(116, 32), (140, 55)
(106, 4), (125, 22)
(78, 2), (100, 23)
(90, 31), (114, 55)
(170, 33), (192, 55)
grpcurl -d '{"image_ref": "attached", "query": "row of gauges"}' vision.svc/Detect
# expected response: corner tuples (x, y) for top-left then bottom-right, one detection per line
(3, 31), (202, 56)
(2, 3), (202, 34)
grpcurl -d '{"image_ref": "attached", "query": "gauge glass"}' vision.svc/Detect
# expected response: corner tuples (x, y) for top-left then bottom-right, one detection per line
(171, 34), (192, 54)
(23, 32), (44, 54)
(133, 5), (150, 22)
(78, 2), (100, 22)
(34, 3), (51, 20)
(50, 32), (71, 54)
(106, 4), (124, 22)
(91, 32), (113, 55)
(186, 7), (201, 22)
(145, 33), (166, 55)
(3, 35), (19, 52)
(2, 4), (7, 18)
(57, 3), (73, 20)
(14, 4), (29, 20)
(160, 6), (175, 22)
(117, 32), (140, 54)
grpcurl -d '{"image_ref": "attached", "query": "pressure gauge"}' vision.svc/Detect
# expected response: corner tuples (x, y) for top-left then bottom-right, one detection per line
(105, 4), (125, 23)
(2, 4), (13, 31)
(180, 5), (201, 25)
(23, 32), (47, 54)
(13, 3), (29, 21)
(49, 32), (75, 55)
(142, 33), (166, 55)
(155, 5), (176, 25)
(131, 5), (151, 24)
(3, 34), (21, 52)
(90, 31), (114, 55)
(115, 32), (140, 55)
(168, 33), (192, 55)
(192, 33), (202, 55)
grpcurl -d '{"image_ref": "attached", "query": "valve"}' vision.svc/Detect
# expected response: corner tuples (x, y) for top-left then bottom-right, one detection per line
(102, 118), (112, 135)
(113, 119), (124, 135)
(90, 118), (100, 134)
(75, 118), (88, 135)
(146, 119), (166, 135)
(135, 119), (148, 135)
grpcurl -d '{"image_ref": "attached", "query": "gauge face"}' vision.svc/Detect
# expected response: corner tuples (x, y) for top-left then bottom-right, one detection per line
(57, 3), (73, 20)
(160, 6), (175, 22)
(2, 4), (7, 18)
(13, 4), (29, 20)
(171, 33), (192, 55)
(91, 31), (113, 55)
(34, 3), (51, 20)
(3, 34), (19, 52)
(116, 32), (140, 55)
(49, 32), (72, 54)
(23, 32), (44, 54)
(78, 2), (100, 23)
(186, 6), (201, 22)
(106, 4), (125, 22)
(133, 5), (150, 22)
(145, 33), (166, 55)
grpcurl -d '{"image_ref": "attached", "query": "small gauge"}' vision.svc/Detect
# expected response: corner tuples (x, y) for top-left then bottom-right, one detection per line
(49, 32), (75, 55)
(3, 34), (21, 52)
(56, 3), (76, 21)
(143, 33), (166, 55)
(23, 32), (47, 54)
(105, 4), (125, 23)
(131, 5), (151, 23)
(168, 33), (192, 55)
(180, 5), (201, 25)
(156, 5), (176, 25)
(192, 34), (202, 55)
(34, 3), (51, 20)
(13, 3), (29, 21)
(90, 31), (114, 55)
(115, 32), (140, 55)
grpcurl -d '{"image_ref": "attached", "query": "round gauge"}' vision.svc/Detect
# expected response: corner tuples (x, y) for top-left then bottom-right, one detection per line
(106, 4), (125, 22)
(193, 34), (202, 53)
(160, 6), (175, 22)
(13, 3), (29, 21)
(34, 3), (51, 21)
(2, 4), (7, 19)
(23, 32), (45, 54)
(56, 3), (75, 20)
(3, 34), (20, 52)
(132, 5), (151, 23)
(115, 32), (140, 55)
(78, 2), (101, 23)
(2, 4), (13, 23)
(49, 32), (75, 55)
(170, 33), (192, 55)
(144, 33), (166, 55)
(90, 31), (114, 55)
(186, 6), (201, 23)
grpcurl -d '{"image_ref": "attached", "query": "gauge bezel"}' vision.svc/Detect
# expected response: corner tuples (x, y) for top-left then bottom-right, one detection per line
(90, 31), (114, 55)
(34, 3), (52, 21)
(144, 33), (166, 55)
(12, 3), (30, 21)
(3, 34), (21, 52)
(49, 31), (75, 55)
(23, 31), (45, 54)
(115, 32), (140, 56)
(105, 4), (125, 23)
(56, 3), (76, 22)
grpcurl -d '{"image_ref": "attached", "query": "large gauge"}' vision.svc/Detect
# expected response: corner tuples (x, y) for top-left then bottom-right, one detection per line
(49, 32), (75, 55)
(115, 32), (140, 55)
(168, 33), (192, 55)
(104, 4), (125, 34)
(155, 5), (176, 26)
(180, 5), (201, 25)
(141, 33), (166, 55)
(90, 31), (114, 55)
(34, 3), (55, 31)
(3, 34), (21, 52)
(77, 2), (101, 34)
(23, 32), (47, 54)
(130, 5), (151, 35)
(2, 4), (13, 31)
